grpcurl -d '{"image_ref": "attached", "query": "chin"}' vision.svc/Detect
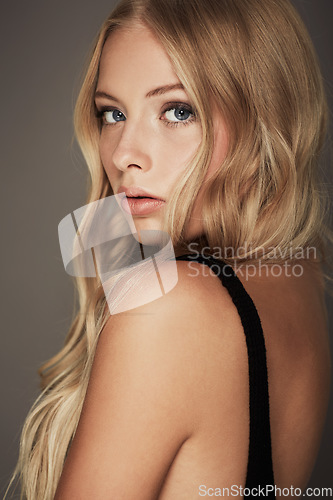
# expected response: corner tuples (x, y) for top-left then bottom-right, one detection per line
(127, 220), (173, 261)
(130, 216), (164, 241)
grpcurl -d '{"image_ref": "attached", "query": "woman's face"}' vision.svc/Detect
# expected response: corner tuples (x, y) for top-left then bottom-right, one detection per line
(95, 23), (228, 243)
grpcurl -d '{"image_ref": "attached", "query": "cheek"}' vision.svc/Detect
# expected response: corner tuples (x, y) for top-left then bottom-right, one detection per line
(99, 134), (112, 165)
(99, 134), (117, 180)
(158, 132), (201, 172)
(154, 125), (203, 191)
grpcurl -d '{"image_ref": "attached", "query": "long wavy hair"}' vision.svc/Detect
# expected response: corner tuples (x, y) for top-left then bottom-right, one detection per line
(6, 0), (332, 498)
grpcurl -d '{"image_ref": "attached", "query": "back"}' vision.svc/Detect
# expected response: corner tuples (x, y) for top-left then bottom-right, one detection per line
(54, 254), (330, 500)
(241, 258), (331, 489)
(157, 256), (330, 498)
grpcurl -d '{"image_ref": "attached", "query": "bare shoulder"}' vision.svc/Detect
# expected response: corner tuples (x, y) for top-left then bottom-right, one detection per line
(55, 258), (244, 499)
(102, 258), (240, 352)
(97, 257), (248, 430)
(98, 258), (238, 369)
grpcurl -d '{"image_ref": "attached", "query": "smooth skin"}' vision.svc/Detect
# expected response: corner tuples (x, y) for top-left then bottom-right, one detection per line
(95, 23), (228, 244)
(55, 23), (331, 499)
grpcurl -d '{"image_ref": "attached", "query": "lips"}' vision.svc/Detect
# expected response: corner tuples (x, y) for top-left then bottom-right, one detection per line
(117, 185), (165, 201)
(116, 186), (166, 215)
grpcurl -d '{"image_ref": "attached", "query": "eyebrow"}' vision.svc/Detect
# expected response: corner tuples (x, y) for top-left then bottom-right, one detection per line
(146, 83), (185, 98)
(94, 83), (185, 102)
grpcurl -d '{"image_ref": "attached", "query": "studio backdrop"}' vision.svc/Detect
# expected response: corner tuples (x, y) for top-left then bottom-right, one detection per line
(1, 0), (332, 496)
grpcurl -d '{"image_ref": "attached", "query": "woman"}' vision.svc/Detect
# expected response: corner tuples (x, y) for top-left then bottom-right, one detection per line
(6, 0), (332, 498)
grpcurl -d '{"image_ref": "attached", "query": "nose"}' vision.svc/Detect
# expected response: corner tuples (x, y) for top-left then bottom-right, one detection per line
(111, 121), (152, 172)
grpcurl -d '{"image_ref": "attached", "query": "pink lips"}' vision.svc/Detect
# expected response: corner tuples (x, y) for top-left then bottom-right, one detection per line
(122, 197), (165, 215)
(117, 185), (166, 216)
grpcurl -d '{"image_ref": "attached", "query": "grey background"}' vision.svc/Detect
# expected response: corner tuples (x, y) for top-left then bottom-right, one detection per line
(1, 0), (332, 496)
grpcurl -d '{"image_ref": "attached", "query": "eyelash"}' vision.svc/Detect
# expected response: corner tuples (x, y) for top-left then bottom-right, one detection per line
(161, 103), (196, 128)
(94, 102), (197, 128)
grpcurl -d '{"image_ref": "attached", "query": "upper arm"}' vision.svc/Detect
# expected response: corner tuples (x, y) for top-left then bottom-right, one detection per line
(54, 261), (232, 500)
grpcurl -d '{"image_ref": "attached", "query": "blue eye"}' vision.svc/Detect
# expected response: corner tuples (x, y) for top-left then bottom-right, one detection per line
(95, 103), (196, 128)
(164, 107), (192, 122)
(103, 109), (126, 124)
(165, 108), (191, 121)
(161, 104), (196, 127)
(95, 107), (126, 125)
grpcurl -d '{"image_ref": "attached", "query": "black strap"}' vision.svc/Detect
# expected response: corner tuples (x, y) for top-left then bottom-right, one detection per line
(175, 253), (275, 496)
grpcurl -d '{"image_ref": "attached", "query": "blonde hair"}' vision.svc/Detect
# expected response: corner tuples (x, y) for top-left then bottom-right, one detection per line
(6, 0), (332, 498)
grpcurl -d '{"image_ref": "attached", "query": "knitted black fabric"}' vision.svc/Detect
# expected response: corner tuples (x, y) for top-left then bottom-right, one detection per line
(176, 253), (275, 497)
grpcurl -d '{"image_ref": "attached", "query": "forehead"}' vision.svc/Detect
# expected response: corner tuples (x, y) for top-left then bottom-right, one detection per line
(97, 23), (181, 93)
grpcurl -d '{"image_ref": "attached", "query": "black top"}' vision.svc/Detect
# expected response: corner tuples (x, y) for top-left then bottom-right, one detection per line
(176, 253), (275, 497)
